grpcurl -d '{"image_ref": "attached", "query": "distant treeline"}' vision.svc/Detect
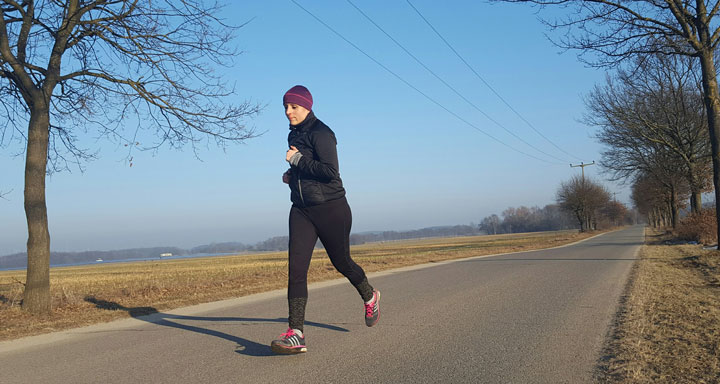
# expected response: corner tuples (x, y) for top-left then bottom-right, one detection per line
(0, 225), (483, 269)
(189, 236), (290, 255)
(478, 204), (578, 235)
(349, 225), (481, 244)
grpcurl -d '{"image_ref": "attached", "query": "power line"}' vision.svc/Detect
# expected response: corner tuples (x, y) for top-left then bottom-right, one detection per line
(346, 0), (567, 164)
(405, 0), (586, 162)
(289, 0), (558, 164)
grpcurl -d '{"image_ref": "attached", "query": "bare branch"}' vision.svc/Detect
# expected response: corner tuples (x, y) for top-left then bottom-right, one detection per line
(2, 0), (261, 169)
(496, 0), (709, 65)
(0, 5), (38, 103)
(14, 0), (32, 64)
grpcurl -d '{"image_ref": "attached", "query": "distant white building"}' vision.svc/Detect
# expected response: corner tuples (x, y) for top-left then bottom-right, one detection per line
(160, 253), (172, 257)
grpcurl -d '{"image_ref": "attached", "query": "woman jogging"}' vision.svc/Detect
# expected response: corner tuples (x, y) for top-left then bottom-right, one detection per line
(271, 85), (380, 355)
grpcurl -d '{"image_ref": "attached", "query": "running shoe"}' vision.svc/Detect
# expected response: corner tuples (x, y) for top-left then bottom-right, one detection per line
(271, 328), (307, 354)
(364, 290), (380, 327)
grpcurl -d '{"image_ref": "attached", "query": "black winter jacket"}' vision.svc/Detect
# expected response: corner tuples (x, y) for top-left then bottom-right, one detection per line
(287, 111), (346, 207)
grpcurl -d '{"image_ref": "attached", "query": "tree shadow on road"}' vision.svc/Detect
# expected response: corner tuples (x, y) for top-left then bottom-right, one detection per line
(85, 296), (348, 357)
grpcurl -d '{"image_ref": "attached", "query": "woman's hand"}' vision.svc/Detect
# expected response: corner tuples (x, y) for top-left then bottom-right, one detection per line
(286, 145), (299, 162)
(282, 170), (291, 184)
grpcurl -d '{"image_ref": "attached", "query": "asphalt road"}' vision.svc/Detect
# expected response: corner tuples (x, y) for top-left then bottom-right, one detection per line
(0, 226), (644, 384)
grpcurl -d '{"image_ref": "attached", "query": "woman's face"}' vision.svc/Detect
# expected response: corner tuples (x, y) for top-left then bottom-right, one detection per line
(285, 103), (310, 126)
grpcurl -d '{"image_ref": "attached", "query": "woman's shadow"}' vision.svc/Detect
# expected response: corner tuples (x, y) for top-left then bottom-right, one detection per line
(85, 296), (348, 357)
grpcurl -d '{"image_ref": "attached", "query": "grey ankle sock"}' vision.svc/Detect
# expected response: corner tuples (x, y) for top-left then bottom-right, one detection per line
(288, 297), (307, 332)
(354, 278), (374, 302)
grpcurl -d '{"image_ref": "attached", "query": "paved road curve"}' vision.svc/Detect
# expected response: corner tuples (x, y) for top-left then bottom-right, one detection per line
(0, 226), (644, 384)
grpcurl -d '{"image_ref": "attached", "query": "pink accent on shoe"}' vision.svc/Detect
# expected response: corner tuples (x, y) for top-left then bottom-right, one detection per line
(279, 328), (296, 339)
(364, 292), (377, 317)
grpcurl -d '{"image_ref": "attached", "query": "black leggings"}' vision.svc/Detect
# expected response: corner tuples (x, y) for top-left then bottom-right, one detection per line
(287, 196), (367, 299)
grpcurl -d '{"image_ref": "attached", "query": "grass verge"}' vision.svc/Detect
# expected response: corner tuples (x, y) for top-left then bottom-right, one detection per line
(595, 229), (720, 383)
(0, 230), (596, 342)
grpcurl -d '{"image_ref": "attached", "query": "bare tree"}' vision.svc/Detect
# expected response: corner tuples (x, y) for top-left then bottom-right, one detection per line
(502, 206), (536, 233)
(556, 175), (611, 232)
(632, 172), (685, 228)
(0, 1), (260, 314)
(496, 0), (720, 246)
(643, 147), (690, 227)
(602, 200), (628, 227)
(630, 175), (655, 226)
(480, 214), (501, 235)
(586, 54), (711, 213)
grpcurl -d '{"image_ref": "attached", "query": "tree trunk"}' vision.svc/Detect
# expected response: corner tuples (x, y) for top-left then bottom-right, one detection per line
(690, 191), (702, 213)
(697, 47), (720, 249)
(575, 210), (584, 231)
(689, 165), (703, 213)
(662, 208), (668, 227)
(670, 187), (678, 229)
(22, 103), (51, 314)
(649, 209), (655, 228)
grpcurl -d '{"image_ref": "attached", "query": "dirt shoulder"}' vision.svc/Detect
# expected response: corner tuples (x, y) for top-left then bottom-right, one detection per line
(595, 229), (720, 383)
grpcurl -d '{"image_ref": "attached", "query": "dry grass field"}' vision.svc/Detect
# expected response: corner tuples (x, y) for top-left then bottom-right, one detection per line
(0, 230), (591, 342)
(595, 229), (720, 383)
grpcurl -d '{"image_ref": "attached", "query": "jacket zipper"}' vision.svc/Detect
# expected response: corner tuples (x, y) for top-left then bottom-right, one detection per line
(297, 177), (306, 206)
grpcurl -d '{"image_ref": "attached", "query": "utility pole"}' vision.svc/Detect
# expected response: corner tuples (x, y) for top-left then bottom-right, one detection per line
(570, 161), (595, 180)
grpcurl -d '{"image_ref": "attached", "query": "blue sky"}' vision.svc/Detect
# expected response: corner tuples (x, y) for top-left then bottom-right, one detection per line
(0, 0), (624, 255)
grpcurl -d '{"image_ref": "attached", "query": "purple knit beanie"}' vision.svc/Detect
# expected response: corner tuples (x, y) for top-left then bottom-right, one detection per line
(283, 85), (313, 111)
